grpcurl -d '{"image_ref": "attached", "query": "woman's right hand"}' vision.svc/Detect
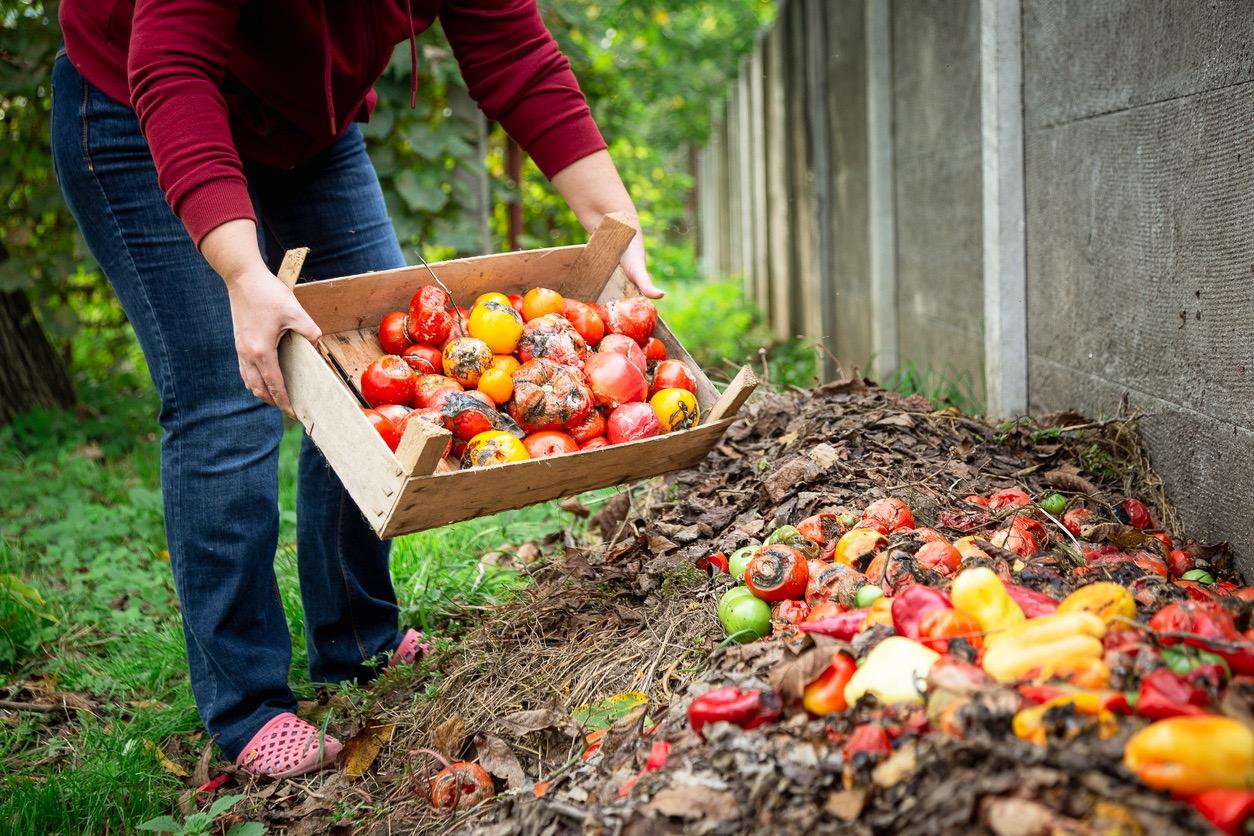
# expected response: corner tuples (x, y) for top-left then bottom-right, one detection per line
(224, 267), (322, 416)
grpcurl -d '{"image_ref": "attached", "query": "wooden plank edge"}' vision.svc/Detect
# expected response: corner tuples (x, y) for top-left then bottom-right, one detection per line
(707, 365), (759, 423)
(277, 247), (309, 289)
(394, 413), (452, 477)
(565, 213), (638, 300)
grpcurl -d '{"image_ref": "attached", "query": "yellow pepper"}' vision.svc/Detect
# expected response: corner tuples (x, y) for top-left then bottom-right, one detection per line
(951, 567), (1024, 635)
(864, 595), (894, 628)
(1124, 716), (1254, 794)
(1036, 654), (1111, 689)
(981, 612), (1106, 682)
(843, 637), (941, 706)
(1013, 694), (1117, 745)
(1057, 582), (1136, 627)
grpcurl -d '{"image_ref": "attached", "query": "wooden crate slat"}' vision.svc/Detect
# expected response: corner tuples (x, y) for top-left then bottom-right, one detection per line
(380, 419), (733, 536)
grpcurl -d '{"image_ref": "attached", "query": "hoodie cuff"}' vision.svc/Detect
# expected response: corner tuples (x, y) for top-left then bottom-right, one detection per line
(177, 177), (257, 248)
(526, 115), (608, 181)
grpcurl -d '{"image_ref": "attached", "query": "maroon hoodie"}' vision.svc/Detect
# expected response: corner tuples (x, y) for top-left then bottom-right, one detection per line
(59, 0), (607, 246)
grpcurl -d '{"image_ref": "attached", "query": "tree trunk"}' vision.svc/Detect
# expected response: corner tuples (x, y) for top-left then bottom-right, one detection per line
(0, 290), (75, 424)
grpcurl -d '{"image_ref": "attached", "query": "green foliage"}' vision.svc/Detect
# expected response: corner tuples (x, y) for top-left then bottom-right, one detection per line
(137, 795), (262, 836)
(882, 361), (982, 415)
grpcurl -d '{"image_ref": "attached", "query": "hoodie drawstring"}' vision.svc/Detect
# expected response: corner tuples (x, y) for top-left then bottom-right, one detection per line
(319, 0), (335, 135)
(405, 0), (418, 108)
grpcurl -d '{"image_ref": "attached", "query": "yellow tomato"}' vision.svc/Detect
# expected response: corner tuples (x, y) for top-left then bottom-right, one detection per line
(442, 337), (493, 387)
(521, 287), (565, 322)
(463, 431), (529, 468)
(490, 354), (521, 374)
(833, 528), (886, 567)
(474, 292), (512, 308)
(477, 368), (514, 405)
(467, 301), (524, 354)
(649, 387), (700, 432)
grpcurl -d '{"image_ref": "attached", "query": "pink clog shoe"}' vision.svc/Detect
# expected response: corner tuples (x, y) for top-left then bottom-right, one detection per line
(389, 628), (429, 667)
(235, 712), (342, 778)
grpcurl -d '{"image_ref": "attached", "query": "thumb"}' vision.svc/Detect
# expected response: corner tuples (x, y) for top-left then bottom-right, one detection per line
(624, 261), (664, 300)
(286, 307), (323, 345)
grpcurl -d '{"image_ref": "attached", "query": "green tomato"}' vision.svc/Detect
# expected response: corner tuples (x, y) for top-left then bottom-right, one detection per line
(1161, 646), (1193, 676)
(1039, 493), (1067, 516)
(717, 585), (756, 619)
(719, 592), (771, 643)
(765, 525), (801, 546)
(855, 584), (884, 609)
(728, 545), (759, 583)
(838, 513), (858, 529)
(1182, 569), (1215, 584)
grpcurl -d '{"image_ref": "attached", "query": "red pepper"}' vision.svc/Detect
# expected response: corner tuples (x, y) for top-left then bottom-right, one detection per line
(1004, 584), (1059, 618)
(696, 552), (728, 574)
(1017, 683), (1134, 715)
(799, 609), (870, 641)
(1118, 498), (1152, 529)
(687, 687), (782, 738)
(802, 652), (857, 716)
(890, 585), (952, 640)
(616, 740), (671, 798)
(1188, 789), (1254, 835)
(1151, 602), (1254, 675)
(1135, 668), (1211, 720)
(844, 723), (892, 761)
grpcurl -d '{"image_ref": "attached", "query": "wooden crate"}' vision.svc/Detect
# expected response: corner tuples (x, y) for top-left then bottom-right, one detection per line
(276, 214), (757, 538)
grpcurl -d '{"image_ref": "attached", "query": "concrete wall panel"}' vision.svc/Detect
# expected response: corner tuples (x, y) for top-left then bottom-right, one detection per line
(1022, 0), (1254, 129)
(892, 0), (986, 402)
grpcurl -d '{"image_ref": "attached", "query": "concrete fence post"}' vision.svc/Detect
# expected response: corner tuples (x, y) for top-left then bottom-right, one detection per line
(866, 0), (898, 378)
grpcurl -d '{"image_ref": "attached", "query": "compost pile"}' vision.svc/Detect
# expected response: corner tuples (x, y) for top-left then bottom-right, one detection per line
(238, 379), (1251, 835)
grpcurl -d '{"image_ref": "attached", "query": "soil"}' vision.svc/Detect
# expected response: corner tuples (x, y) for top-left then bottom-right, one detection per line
(229, 379), (1239, 835)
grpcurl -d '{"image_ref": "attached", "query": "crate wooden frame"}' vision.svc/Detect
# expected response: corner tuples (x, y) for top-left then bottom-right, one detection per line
(277, 214), (757, 538)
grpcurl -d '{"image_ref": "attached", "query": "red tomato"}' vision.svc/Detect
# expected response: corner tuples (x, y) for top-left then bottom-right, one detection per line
(378, 311), (412, 355)
(406, 286), (453, 345)
(562, 298), (606, 347)
(913, 528), (945, 544)
(508, 359), (593, 432)
(362, 408), (401, 451)
(603, 297), (658, 345)
(916, 540), (961, 575)
(517, 313), (588, 368)
(773, 599), (811, 626)
(429, 762), (494, 811)
(374, 403), (411, 425)
(401, 343), (443, 374)
(583, 352), (648, 408)
(988, 487), (1032, 510)
(650, 359), (696, 396)
(745, 545), (809, 602)
(863, 498), (914, 532)
(988, 526), (1037, 557)
(964, 494), (991, 507)
(796, 512), (845, 546)
(1063, 507), (1094, 536)
(598, 333), (647, 375)
(522, 431), (579, 458)
(1130, 550), (1169, 578)
(441, 391), (499, 441)
(1118, 498), (1152, 529)
(414, 374), (463, 409)
(644, 337), (667, 363)
(580, 436), (609, 451)
(567, 409), (607, 444)
(606, 402), (662, 444)
(360, 355), (416, 407)
(1169, 549), (1195, 577)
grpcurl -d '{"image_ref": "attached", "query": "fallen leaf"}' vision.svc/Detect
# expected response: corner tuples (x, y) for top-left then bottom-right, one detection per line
(192, 737), (216, 789)
(475, 733), (525, 789)
(558, 497), (590, 517)
(500, 709), (579, 738)
(825, 788), (867, 821)
(871, 742), (917, 787)
(1043, 470), (1101, 496)
(144, 740), (189, 777)
(571, 691), (647, 730)
(341, 719), (396, 781)
(874, 413), (915, 430)
(981, 796), (1071, 836)
(648, 783), (738, 820)
(433, 713), (465, 761)
(769, 645), (837, 701)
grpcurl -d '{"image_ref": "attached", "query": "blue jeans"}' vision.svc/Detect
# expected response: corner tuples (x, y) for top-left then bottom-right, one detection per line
(51, 55), (406, 760)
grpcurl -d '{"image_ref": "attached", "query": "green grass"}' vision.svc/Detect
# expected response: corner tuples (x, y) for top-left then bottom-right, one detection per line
(882, 360), (983, 415)
(0, 358), (573, 835)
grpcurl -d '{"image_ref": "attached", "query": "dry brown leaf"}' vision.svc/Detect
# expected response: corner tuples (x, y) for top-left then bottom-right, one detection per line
(192, 737), (215, 788)
(874, 413), (915, 430)
(871, 743), (917, 787)
(768, 646), (835, 701)
(500, 708), (578, 738)
(648, 784), (739, 821)
(558, 497), (590, 517)
(144, 740), (189, 778)
(433, 713), (465, 760)
(341, 719), (396, 781)
(825, 788), (867, 821)
(1043, 470), (1101, 495)
(475, 733), (525, 789)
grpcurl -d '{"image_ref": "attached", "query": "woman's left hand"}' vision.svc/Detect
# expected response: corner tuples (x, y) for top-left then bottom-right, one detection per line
(618, 215), (663, 299)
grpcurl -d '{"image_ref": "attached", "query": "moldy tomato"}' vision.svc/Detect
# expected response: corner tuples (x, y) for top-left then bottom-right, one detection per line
(606, 402), (662, 444)
(429, 761), (495, 810)
(584, 351), (648, 408)
(650, 359), (696, 396)
(414, 374), (462, 409)
(745, 545), (809, 603)
(603, 297), (658, 345)
(833, 528), (887, 567)
(517, 313), (588, 368)
(463, 431), (529, 468)
(474, 291), (511, 308)
(522, 431), (579, 458)
(467, 300), (524, 354)
(521, 287), (565, 322)
(579, 436), (609, 451)
(396, 408), (451, 457)
(988, 487), (1032, 510)
(598, 333), (648, 375)
(442, 337), (493, 387)
(562, 298), (606, 347)
(916, 540), (962, 575)
(406, 286), (453, 345)
(401, 343), (442, 374)
(1116, 498), (1152, 529)
(567, 409), (607, 444)
(508, 359), (593, 432)
(863, 498), (915, 532)
(377, 311), (412, 355)
(441, 390), (499, 441)
(362, 408), (401, 451)
(360, 355), (416, 407)
(650, 387), (700, 432)
(796, 512), (845, 546)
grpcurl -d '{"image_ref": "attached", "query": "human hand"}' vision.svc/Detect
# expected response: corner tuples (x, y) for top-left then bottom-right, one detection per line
(224, 267), (321, 415)
(618, 213), (663, 300)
